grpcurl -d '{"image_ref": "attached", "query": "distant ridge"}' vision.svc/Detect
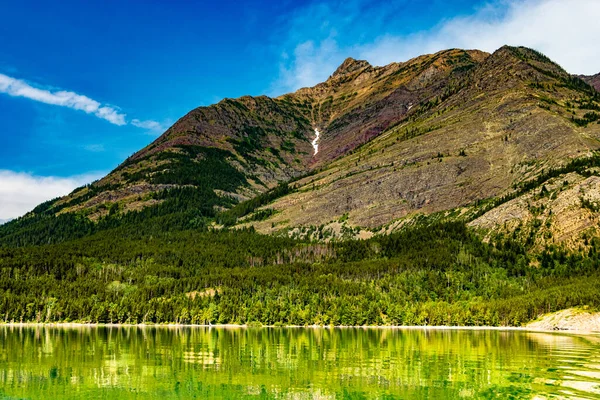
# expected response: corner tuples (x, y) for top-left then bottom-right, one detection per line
(579, 72), (600, 92)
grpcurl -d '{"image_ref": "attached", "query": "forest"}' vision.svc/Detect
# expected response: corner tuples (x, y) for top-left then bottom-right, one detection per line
(2, 150), (600, 327)
(0, 211), (598, 326)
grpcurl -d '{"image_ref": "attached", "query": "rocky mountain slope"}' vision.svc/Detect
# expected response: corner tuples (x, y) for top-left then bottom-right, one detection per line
(283, 49), (488, 165)
(5, 46), (600, 249)
(243, 47), (600, 248)
(49, 96), (316, 220)
(580, 73), (600, 92)
(25, 48), (489, 221)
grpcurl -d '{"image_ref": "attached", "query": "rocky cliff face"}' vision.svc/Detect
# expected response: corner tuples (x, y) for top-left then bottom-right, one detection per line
(29, 47), (600, 248)
(47, 48), (491, 219)
(244, 47), (600, 248)
(286, 49), (489, 165)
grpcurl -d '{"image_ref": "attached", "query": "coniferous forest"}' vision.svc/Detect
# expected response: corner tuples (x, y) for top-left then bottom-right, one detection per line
(0, 203), (599, 326)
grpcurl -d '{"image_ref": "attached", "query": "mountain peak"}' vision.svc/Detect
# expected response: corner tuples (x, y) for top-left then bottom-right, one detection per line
(331, 57), (371, 78)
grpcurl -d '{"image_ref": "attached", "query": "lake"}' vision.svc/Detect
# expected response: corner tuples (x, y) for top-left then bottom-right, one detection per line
(0, 326), (598, 399)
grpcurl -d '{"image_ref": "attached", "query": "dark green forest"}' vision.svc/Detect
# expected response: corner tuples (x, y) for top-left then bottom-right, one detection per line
(2, 150), (600, 327)
(0, 212), (598, 326)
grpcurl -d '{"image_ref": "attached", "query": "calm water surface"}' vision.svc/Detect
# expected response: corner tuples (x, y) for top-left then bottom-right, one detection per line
(0, 326), (599, 399)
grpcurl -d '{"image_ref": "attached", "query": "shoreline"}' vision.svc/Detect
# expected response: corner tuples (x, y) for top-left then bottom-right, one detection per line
(1, 322), (598, 334)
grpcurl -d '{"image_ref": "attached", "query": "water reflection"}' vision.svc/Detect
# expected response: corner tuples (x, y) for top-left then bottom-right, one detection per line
(0, 326), (598, 399)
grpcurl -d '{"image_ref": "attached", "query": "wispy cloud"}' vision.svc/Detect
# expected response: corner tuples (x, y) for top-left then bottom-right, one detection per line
(0, 170), (104, 220)
(131, 118), (167, 134)
(0, 72), (165, 131)
(0, 73), (126, 125)
(359, 0), (600, 72)
(272, 0), (600, 94)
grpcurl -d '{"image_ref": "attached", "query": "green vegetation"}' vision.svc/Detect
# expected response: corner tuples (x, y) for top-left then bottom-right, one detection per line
(123, 145), (247, 190)
(218, 182), (293, 226)
(0, 216), (598, 326)
(572, 111), (600, 127)
(0, 184), (238, 247)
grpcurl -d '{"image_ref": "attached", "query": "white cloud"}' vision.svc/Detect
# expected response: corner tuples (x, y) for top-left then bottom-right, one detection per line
(131, 118), (166, 134)
(0, 73), (168, 131)
(0, 170), (104, 220)
(276, 38), (341, 92)
(360, 0), (600, 73)
(273, 0), (600, 94)
(0, 73), (126, 125)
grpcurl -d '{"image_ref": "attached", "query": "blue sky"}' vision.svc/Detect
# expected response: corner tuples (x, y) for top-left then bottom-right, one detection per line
(1, 0), (599, 220)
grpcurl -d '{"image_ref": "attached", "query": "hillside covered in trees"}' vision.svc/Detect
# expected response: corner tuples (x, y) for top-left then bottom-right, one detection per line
(1, 46), (600, 326)
(1, 205), (599, 326)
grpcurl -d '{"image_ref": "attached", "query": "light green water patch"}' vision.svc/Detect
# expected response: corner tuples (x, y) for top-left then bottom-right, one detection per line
(0, 327), (598, 399)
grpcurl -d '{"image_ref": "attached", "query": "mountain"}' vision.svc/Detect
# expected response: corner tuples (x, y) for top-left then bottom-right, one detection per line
(1, 46), (600, 327)
(243, 47), (600, 248)
(32, 48), (488, 222)
(282, 49), (488, 165)
(4, 46), (600, 250)
(579, 73), (600, 92)
(47, 96), (315, 220)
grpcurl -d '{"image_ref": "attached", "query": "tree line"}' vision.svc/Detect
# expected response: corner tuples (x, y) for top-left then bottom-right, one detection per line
(0, 219), (598, 326)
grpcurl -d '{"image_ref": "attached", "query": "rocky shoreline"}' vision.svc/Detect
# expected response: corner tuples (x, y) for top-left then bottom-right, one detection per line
(526, 308), (600, 332)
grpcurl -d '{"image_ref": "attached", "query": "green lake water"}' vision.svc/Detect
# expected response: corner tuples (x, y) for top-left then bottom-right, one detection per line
(0, 326), (599, 399)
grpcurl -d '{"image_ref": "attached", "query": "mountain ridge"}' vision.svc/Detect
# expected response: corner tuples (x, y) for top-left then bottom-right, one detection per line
(24, 47), (490, 223)
(2, 46), (600, 329)
(243, 46), (600, 246)
(3, 45), (600, 250)
(579, 72), (600, 92)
